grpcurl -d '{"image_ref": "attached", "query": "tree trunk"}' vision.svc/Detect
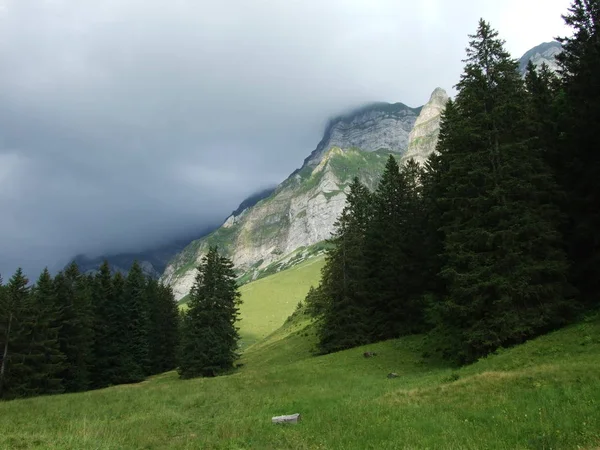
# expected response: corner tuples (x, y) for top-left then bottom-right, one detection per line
(0, 312), (13, 396)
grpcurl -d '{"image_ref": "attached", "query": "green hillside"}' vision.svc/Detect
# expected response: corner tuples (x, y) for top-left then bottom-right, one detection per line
(237, 255), (324, 349)
(0, 262), (599, 449)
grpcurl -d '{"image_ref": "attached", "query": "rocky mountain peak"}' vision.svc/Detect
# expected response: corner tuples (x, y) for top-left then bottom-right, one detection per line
(402, 87), (449, 165)
(519, 41), (562, 75)
(302, 102), (422, 168)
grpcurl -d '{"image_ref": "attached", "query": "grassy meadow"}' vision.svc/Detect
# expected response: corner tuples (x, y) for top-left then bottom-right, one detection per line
(0, 258), (599, 449)
(236, 256), (324, 349)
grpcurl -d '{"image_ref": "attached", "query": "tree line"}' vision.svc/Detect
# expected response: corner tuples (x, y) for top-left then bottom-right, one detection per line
(307, 2), (600, 364)
(0, 245), (242, 400)
(0, 261), (179, 399)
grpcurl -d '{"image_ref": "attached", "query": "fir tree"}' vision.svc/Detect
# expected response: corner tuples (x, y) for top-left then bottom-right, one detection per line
(556, 0), (600, 305)
(122, 261), (149, 381)
(178, 246), (241, 379)
(0, 269), (31, 398)
(24, 269), (65, 396)
(432, 20), (573, 363)
(90, 261), (119, 388)
(362, 156), (426, 341)
(317, 177), (372, 354)
(147, 279), (179, 375)
(54, 263), (95, 392)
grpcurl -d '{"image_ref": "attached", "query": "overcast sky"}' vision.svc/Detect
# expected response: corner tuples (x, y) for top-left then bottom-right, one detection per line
(0, 0), (572, 278)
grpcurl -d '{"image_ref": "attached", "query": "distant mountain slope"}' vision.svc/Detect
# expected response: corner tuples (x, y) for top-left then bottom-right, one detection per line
(519, 41), (562, 75)
(162, 146), (393, 300)
(402, 88), (449, 165)
(302, 102), (421, 167)
(162, 90), (448, 300)
(69, 231), (215, 279)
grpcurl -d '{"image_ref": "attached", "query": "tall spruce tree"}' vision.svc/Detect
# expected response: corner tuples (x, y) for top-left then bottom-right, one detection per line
(556, 0), (600, 306)
(24, 269), (65, 396)
(121, 261), (149, 381)
(178, 246), (241, 378)
(54, 263), (94, 392)
(362, 156), (426, 341)
(318, 177), (373, 354)
(147, 279), (179, 375)
(0, 269), (31, 398)
(90, 261), (119, 388)
(432, 20), (573, 363)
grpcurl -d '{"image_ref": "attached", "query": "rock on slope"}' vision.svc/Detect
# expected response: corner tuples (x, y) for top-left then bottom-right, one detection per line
(161, 91), (448, 300)
(402, 88), (449, 165)
(519, 41), (562, 75)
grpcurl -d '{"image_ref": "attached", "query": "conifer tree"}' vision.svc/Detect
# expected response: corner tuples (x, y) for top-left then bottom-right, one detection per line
(178, 246), (241, 378)
(147, 279), (179, 375)
(122, 261), (149, 381)
(54, 263), (95, 392)
(361, 156), (426, 340)
(90, 261), (119, 388)
(318, 177), (373, 353)
(24, 269), (65, 396)
(555, 0), (600, 305)
(0, 269), (31, 398)
(432, 20), (573, 363)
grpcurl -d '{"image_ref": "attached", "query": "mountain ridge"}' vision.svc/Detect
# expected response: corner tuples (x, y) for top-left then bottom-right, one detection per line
(161, 89), (447, 300)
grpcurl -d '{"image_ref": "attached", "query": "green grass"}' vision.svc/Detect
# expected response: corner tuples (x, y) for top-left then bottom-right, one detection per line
(237, 256), (324, 349)
(1, 260), (599, 449)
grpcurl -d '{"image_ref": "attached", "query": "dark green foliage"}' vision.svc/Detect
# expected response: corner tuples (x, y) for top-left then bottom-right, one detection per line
(90, 261), (120, 388)
(0, 258), (180, 400)
(430, 20), (573, 363)
(304, 285), (328, 318)
(0, 269), (31, 398)
(0, 269), (65, 398)
(317, 178), (373, 353)
(362, 157), (427, 340)
(178, 246), (242, 379)
(121, 262), (150, 381)
(24, 269), (65, 396)
(54, 263), (95, 392)
(147, 280), (179, 375)
(555, 0), (600, 305)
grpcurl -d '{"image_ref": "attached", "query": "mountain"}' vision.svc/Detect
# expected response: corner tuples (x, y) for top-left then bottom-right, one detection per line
(161, 89), (448, 300)
(302, 102), (422, 167)
(402, 88), (449, 165)
(68, 228), (216, 278)
(519, 41), (562, 75)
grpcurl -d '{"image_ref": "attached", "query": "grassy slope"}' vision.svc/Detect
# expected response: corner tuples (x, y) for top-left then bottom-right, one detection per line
(237, 256), (324, 349)
(1, 264), (599, 449)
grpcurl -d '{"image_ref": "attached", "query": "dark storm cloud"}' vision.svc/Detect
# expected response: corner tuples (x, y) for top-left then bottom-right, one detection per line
(0, 0), (571, 278)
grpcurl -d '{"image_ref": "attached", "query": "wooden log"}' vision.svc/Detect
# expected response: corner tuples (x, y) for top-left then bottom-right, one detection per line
(272, 413), (301, 424)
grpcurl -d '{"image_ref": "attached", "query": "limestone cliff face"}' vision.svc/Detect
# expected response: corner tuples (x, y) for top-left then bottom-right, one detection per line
(161, 147), (390, 300)
(302, 102), (421, 167)
(519, 41), (562, 75)
(403, 88), (449, 165)
(161, 98), (439, 301)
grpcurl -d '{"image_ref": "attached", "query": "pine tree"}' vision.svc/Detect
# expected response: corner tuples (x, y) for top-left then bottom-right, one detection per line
(432, 20), (573, 363)
(0, 269), (31, 398)
(556, 0), (600, 306)
(317, 177), (373, 353)
(90, 261), (119, 388)
(147, 279), (179, 375)
(121, 261), (149, 381)
(178, 246), (241, 379)
(54, 263), (95, 392)
(24, 269), (65, 396)
(361, 156), (426, 341)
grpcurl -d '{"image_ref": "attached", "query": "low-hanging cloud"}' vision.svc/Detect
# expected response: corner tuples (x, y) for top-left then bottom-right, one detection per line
(0, 0), (571, 278)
